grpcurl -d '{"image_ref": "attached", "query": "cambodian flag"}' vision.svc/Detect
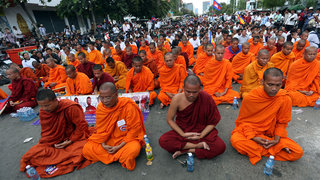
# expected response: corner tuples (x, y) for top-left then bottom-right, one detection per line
(212, 0), (221, 11)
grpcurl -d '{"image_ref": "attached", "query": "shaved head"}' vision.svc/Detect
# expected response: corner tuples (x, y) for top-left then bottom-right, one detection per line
(184, 75), (201, 87)
(258, 49), (269, 57)
(99, 82), (117, 93)
(263, 67), (283, 80)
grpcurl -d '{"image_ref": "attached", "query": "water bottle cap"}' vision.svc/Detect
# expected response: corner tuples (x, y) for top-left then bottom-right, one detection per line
(188, 152), (192, 156)
(144, 135), (147, 138)
(26, 165), (31, 169)
(270, 155), (274, 159)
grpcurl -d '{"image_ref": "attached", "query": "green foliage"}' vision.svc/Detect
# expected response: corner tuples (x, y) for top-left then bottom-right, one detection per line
(0, 0), (48, 8)
(262, 0), (286, 9)
(208, 2), (232, 15)
(237, 0), (247, 10)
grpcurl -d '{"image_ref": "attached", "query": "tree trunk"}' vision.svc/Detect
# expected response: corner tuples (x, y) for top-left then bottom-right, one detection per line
(20, 2), (40, 38)
(89, 3), (97, 35)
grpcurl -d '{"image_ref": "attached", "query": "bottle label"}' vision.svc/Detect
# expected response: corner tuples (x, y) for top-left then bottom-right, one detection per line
(45, 165), (59, 175)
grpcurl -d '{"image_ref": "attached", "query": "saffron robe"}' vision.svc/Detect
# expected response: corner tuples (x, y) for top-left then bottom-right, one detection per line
(104, 61), (128, 89)
(65, 72), (93, 96)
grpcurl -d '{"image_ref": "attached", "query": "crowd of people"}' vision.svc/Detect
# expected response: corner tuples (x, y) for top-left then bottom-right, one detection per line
(0, 7), (320, 178)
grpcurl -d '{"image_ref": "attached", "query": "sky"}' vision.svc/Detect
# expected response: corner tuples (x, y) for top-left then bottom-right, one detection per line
(182, 0), (230, 14)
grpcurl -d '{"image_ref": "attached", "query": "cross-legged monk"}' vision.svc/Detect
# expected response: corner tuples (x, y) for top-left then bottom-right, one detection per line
(158, 53), (186, 108)
(77, 52), (96, 79)
(125, 56), (157, 105)
(139, 40), (150, 54)
(92, 64), (114, 94)
(147, 42), (164, 69)
(68, 53), (81, 68)
(249, 36), (263, 55)
(203, 45), (240, 105)
(293, 31), (310, 48)
(260, 38), (277, 58)
(104, 57), (128, 89)
(160, 34), (171, 52)
(4, 68), (37, 113)
(88, 42), (104, 66)
(193, 43), (214, 83)
(179, 36), (196, 66)
(32, 61), (50, 83)
(139, 50), (159, 89)
(65, 65), (93, 96)
(102, 48), (121, 62)
(115, 45), (125, 60)
(172, 48), (187, 70)
(231, 68), (303, 165)
(82, 82), (146, 171)
(232, 42), (255, 83)
(20, 89), (92, 178)
(224, 38), (241, 61)
(285, 46), (320, 107)
(75, 44), (89, 58)
(122, 46), (137, 69)
(159, 75), (226, 159)
(157, 41), (169, 56)
(270, 42), (295, 79)
(240, 50), (274, 98)
(10, 63), (38, 86)
(44, 58), (67, 91)
(124, 41), (138, 54)
(292, 40), (307, 61)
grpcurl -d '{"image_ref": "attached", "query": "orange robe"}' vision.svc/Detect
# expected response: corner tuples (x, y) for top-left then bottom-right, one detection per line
(231, 87), (303, 165)
(158, 64), (186, 106)
(293, 40), (310, 50)
(232, 52), (255, 83)
(292, 48), (305, 61)
(44, 65), (67, 90)
(82, 97), (146, 171)
(193, 53), (214, 83)
(104, 61), (128, 89)
(69, 59), (81, 69)
(35, 64), (50, 82)
(125, 45), (138, 54)
(316, 52), (320, 61)
(196, 45), (204, 57)
(285, 58), (320, 107)
(139, 46), (150, 54)
(248, 37), (263, 44)
(260, 46), (277, 58)
(158, 47), (169, 56)
(143, 59), (159, 89)
(0, 88), (8, 99)
(249, 42), (263, 56)
(65, 72), (93, 96)
(240, 61), (274, 98)
(88, 49), (104, 65)
(270, 51), (295, 76)
(178, 42), (196, 66)
(175, 55), (187, 70)
(163, 41), (171, 52)
(75, 50), (89, 58)
(125, 66), (157, 105)
(147, 50), (164, 69)
(203, 58), (240, 105)
(20, 99), (91, 178)
(20, 67), (37, 82)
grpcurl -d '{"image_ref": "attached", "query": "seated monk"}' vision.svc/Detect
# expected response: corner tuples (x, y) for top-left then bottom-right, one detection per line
(196, 38), (208, 58)
(179, 47), (190, 68)
(44, 58), (67, 91)
(102, 48), (121, 62)
(203, 45), (240, 105)
(75, 44), (89, 58)
(104, 57), (128, 89)
(122, 46), (137, 69)
(160, 34), (171, 52)
(92, 64), (115, 94)
(115, 45), (125, 60)
(125, 56), (157, 105)
(20, 89), (92, 178)
(240, 50), (274, 98)
(159, 75), (226, 159)
(260, 38), (277, 58)
(224, 38), (242, 62)
(67, 53), (81, 69)
(221, 35), (232, 48)
(285, 46), (320, 107)
(172, 48), (187, 70)
(249, 36), (263, 56)
(64, 47), (74, 65)
(4, 68), (37, 113)
(88, 42), (104, 66)
(276, 36), (285, 52)
(270, 42), (295, 78)
(193, 43), (214, 83)
(232, 42), (255, 84)
(32, 61), (50, 83)
(158, 53), (186, 108)
(124, 41), (138, 54)
(139, 40), (150, 54)
(231, 68), (303, 165)
(157, 41), (169, 56)
(147, 42), (164, 69)
(0, 88), (8, 100)
(65, 65), (93, 96)
(77, 52), (96, 79)
(82, 82), (146, 171)
(292, 39), (307, 61)
(293, 31), (310, 49)
(139, 50), (159, 89)
(101, 41), (116, 55)
(178, 36), (196, 66)
(10, 63), (38, 86)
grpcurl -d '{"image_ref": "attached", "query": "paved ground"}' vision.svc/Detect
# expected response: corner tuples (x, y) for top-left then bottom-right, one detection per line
(0, 84), (319, 180)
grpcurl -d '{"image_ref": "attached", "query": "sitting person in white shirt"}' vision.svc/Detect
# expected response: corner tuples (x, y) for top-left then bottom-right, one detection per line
(189, 34), (201, 53)
(22, 52), (37, 69)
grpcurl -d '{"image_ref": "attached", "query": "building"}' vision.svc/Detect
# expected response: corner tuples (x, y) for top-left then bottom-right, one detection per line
(203, 1), (210, 14)
(195, 8), (199, 15)
(184, 3), (194, 12)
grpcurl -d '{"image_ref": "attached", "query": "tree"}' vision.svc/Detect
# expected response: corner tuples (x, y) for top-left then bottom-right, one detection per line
(237, 0), (247, 10)
(208, 3), (232, 15)
(262, 0), (286, 9)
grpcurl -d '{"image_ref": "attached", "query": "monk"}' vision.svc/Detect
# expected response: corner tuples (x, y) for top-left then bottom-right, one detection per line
(102, 48), (121, 62)
(270, 42), (295, 78)
(32, 61), (50, 83)
(124, 41), (138, 54)
(240, 50), (274, 98)
(65, 65), (93, 96)
(125, 56), (157, 105)
(82, 82), (146, 171)
(75, 44), (89, 58)
(221, 35), (232, 48)
(101, 41), (116, 55)
(147, 42), (164, 69)
(64, 47), (74, 65)
(260, 38), (277, 58)
(88, 42), (104, 66)
(77, 52), (96, 79)
(139, 40), (150, 54)
(115, 45), (125, 60)
(159, 75), (226, 159)
(248, 31), (263, 44)
(249, 36), (263, 56)
(157, 41), (169, 56)
(232, 42), (255, 83)
(224, 38), (242, 61)
(4, 68), (37, 113)
(203, 45), (240, 105)
(9, 63), (38, 85)
(0, 88), (8, 100)
(68, 53), (81, 68)
(179, 36), (196, 66)
(122, 46), (137, 69)
(293, 31), (310, 49)
(20, 89), (91, 178)
(44, 58), (67, 91)
(231, 68), (304, 165)
(196, 38), (208, 58)
(193, 43), (214, 83)
(104, 57), (128, 89)
(292, 40), (307, 61)
(285, 46), (320, 107)
(92, 64), (114, 94)
(172, 48), (187, 70)
(158, 53), (186, 108)
(139, 50), (159, 89)
(160, 34), (171, 52)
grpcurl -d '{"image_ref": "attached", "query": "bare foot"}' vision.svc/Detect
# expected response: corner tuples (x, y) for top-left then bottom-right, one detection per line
(160, 103), (164, 109)
(172, 151), (182, 159)
(202, 142), (210, 150)
(283, 147), (291, 154)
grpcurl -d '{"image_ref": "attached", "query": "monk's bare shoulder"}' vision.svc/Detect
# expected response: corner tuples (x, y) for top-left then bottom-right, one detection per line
(173, 93), (192, 111)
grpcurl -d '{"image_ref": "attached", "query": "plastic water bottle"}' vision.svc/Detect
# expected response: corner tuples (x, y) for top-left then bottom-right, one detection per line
(232, 97), (238, 110)
(314, 97), (320, 110)
(264, 155), (275, 176)
(145, 143), (153, 161)
(26, 165), (40, 180)
(187, 153), (194, 172)
(144, 135), (149, 145)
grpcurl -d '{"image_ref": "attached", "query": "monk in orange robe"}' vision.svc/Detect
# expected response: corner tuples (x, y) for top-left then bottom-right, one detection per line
(124, 41), (138, 54)
(139, 50), (159, 89)
(231, 68), (303, 165)
(75, 44), (89, 58)
(232, 42), (255, 84)
(82, 82), (146, 171)
(125, 56), (157, 105)
(67, 53), (81, 68)
(102, 48), (121, 62)
(32, 61), (50, 86)
(157, 41), (169, 56)
(203, 45), (240, 105)
(160, 35), (171, 52)
(179, 36), (196, 66)
(147, 42), (164, 69)
(240, 50), (274, 98)
(88, 43), (104, 66)
(0, 88), (8, 100)
(158, 53), (186, 108)
(193, 43), (214, 83)
(64, 47), (73, 65)
(249, 36), (263, 56)
(104, 57), (128, 89)
(172, 48), (187, 70)
(44, 58), (67, 91)
(102, 41), (116, 55)
(285, 46), (320, 107)
(293, 31), (310, 49)
(292, 40), (307, 61)
(248, 31), (262, 44)
(260, 38), (277, 58)
(9, 63), (39, 87)
(64, 65), (93, 96)
(115, 45), (125, 60)
(270, 42), (295, 78)
(221, 35), (232, 48)
(139, 40), (150, 54)
(21, 89), (92, 178)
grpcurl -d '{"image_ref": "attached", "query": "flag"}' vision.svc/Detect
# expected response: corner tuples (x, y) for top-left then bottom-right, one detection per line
(237, 11), (246, 25)
(212, 0), (221, 11)
(208, 30), (215, 45)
